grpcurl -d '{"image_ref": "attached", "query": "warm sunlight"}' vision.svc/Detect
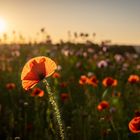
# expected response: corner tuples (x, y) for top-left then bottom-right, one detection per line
(0, 18), (6, 33)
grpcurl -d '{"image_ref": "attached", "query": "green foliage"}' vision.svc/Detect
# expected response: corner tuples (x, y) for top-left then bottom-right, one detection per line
(0, 43), (140, 139)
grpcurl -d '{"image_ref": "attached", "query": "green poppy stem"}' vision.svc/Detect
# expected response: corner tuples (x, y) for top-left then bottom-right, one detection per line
(43, 79), (65, 140)
(102, 88), (109, 99)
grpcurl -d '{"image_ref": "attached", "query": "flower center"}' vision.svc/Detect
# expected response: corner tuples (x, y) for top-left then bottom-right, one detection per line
(133, 121), (140, 131)
(106, 78), (114, 86)
(34, 88), (41, 95)
(131, 78), (138, 83)
(91, 77), (97, 83)
(38, 73), (45, 80)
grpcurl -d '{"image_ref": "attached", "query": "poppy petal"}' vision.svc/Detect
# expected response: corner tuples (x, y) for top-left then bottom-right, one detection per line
(129, 117), (140, 133)
(44, 57), (57, 77)
(22, 80), (39, 90)
(21, 56), (57, 90)
(21, 57), (46, 80)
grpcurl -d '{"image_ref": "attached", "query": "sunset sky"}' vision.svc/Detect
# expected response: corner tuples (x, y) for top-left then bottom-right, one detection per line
(0, 0), (140, 45)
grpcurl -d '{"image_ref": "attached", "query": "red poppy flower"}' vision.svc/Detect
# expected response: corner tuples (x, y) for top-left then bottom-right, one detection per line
(97, 101), (109, 111)
(128, 75), (140, 84)
(6, 83), (16, 90)
(79, 75), (88, 85)
(52, 72), (61, 78)
(21, 56), (57, 90)
(129, 117), (140, 133)
(31, 88), (44, 97)
(102, 77), (117, 87)
(87, 76), (98, 87)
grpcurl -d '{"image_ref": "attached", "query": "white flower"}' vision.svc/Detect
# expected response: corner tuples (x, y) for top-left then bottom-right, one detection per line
(97, 60), (108, 68)
(114, 54), (124, 63)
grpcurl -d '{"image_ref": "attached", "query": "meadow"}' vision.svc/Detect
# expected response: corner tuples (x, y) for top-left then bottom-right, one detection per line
(0, 40), (140, 140)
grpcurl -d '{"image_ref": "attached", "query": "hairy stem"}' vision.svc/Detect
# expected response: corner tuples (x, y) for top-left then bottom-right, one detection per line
(43, 79), (64, 140)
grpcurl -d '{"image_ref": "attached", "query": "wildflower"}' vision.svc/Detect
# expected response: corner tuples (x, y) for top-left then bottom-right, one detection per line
(87, 48), (94, 53)
(21, 56), (57, 90)
(83, 52), (87, 58)
(102, 47), (107, 52)
(129, 117), (140, 133)
(61, 49), (69, 56)
(87, 72), (94, 77)
(87, 75), (98, 87)
(79, 75), (88, 85)
(114, 54), (124, 63)
(102, 77), (117, 87)
(132, 54), (138, 59)
(97, 60), (108, 68)
(52, 72), (61, 78)
(57, 65), (62, 71)
(24, 102), (29, 106)
(128, 75), (140, 84)
(60, 93), (69, 102)
(31, 88), (44, 97)
(75, 62), (83, 70)
(11, 50), (20, 57)
(6, 83), (16, 90)
(122, 63), (129, 71)
(97, 100), (109, 111)
(14, 137), (21, 140)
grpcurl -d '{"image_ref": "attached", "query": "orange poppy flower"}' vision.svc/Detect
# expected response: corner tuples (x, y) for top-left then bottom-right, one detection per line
(129, 117), (140, 133)
(6, 83), (16, 90)
(97, 101), (109, 111)
(31, 88), (44, 97)
(21, 56), (57, 90)
(52, 72), (61, 78)
(102, 77), (117, 87)
(128, 75), (140, 84)
(79, 75), (88, 85)
(87, 76), (98, 87)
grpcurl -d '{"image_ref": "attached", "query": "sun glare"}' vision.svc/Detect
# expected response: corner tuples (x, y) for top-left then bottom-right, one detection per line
(0, 18), (6, 33)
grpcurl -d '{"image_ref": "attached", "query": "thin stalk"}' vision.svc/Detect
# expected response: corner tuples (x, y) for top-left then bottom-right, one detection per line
(43, 79), (65, 140)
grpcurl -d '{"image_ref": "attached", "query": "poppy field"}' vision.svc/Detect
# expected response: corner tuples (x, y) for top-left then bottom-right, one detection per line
(0, 41), (140, 140)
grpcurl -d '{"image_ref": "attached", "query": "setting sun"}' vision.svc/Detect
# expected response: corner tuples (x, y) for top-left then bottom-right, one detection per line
(0, 18), (6, 33)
